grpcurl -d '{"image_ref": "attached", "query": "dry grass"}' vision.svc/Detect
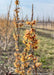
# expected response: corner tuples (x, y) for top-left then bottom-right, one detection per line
(36, 23), (54, 30)
(0, 18), (14, 50)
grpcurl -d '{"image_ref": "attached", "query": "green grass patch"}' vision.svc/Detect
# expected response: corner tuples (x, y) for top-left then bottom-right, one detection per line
(2, 56), (8, 59)
(0, 61), (4, 64)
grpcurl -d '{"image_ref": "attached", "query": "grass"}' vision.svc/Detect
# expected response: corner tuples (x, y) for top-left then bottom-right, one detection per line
(1, 56), (8, 59)
(0, 61), (4, 64)
(19, 26), (54, 72)
(36, 23), (54, 31)
(36, 29), (54, 34)
(34, 35), (54, 71)
(0, 23), (54, 72)
(2, 52), (7, 56)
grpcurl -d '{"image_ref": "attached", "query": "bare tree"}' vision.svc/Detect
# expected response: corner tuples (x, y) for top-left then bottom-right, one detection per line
(31, 4), (34, 21)
(5, 0), (12, 50)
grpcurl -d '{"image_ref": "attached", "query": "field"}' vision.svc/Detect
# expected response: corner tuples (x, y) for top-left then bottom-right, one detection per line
(36, 23), (54, 31)
(21, 24), (54, 72)
(0, 21), (54, 74)
(0, 0), (54, 75)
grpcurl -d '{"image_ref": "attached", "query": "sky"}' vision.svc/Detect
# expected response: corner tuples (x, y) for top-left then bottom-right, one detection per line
(0, 0), (54, 20)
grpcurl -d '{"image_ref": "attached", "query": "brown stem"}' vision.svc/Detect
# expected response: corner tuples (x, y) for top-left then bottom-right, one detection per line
(31, 25), (37, 75)
(34, 65), (37, 75)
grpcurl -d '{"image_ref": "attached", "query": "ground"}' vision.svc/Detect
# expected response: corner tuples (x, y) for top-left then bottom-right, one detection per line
(0, 23), (54, 75)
